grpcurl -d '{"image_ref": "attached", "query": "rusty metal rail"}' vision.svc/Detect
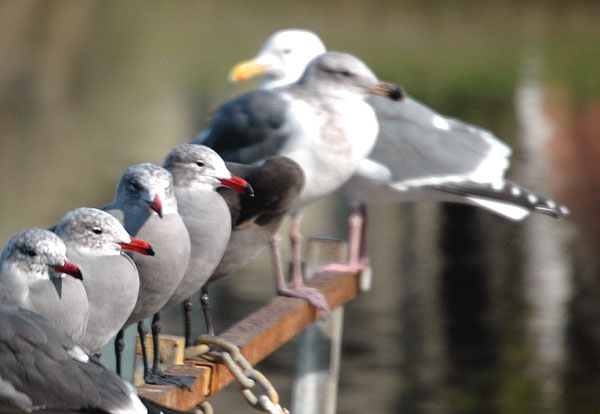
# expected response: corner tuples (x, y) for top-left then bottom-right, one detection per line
(136, 238), (363, 411)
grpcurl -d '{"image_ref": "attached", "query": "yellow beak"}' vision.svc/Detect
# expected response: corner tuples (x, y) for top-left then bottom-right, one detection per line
(228, 59), (269, 83)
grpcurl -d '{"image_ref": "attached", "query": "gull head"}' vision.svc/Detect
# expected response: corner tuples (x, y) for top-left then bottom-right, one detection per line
(1, 228), (83, 281)
(298, 52), (404, 101)
(229, 29), (326, 89)
(116, 163), (177, 217)
(164, 144), (254, 195)
(55, 207), (153, 256)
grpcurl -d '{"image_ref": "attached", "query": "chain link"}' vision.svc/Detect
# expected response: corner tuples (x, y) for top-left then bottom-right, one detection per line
(196, 335), (289, 414)
(194, 401), (214, 414)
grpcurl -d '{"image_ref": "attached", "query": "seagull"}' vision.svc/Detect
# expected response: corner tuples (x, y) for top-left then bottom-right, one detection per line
(0, 303), (148, 414)
(103, 163), (192, 387)
(162, 144), (253, 344)
(0, 228), (87, 343)
(195, 51), (403, 313)
(228, 28), (570, 273)
(53, 207), (155, 358)
(214, 156), (305, 277)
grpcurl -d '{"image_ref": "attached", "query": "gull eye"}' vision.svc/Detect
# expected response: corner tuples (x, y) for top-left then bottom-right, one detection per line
(339, 70), (351, 78)
(129, 180), (141, 191)
(195, 160), (205, 167)
(283, 48), (292, 55)
(24, 249), (37, 257)
(92, 227), (102, 235)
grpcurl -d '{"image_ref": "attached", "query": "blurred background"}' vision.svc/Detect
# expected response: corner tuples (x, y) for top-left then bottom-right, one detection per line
(1, 1), (599, 413)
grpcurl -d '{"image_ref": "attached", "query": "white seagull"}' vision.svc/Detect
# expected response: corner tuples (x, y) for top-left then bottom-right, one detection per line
(195, 51), (403, 313)
(228, 28), (570, 273)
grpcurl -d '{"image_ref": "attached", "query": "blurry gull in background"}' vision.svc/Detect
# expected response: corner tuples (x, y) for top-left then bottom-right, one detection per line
(195, 51), (403, 314)
(229, 28), (570, 273)
(230, 29), (327, 89)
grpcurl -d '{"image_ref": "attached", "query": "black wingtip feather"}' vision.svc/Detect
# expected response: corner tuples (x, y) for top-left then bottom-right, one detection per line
(429, 180), (570, 220)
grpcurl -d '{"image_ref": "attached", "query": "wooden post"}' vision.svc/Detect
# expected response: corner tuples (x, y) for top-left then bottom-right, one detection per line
(133, 335), (186, 386)
(291, 237), (347, 414)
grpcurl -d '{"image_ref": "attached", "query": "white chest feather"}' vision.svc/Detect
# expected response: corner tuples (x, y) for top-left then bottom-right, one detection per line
(280, 95), (379, 208)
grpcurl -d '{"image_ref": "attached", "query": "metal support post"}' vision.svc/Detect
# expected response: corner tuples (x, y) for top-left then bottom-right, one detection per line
(291, 237), (347, 414)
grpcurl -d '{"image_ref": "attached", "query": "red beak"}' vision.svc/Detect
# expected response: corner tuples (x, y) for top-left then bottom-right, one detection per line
(53, 259), (83, 280)
(119, 236), (155, 256)
(218, 175), (255, 197)
(148, 194), (163, 218)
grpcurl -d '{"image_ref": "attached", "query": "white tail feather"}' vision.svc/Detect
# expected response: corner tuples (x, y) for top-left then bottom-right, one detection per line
(466, 196), (531, 221)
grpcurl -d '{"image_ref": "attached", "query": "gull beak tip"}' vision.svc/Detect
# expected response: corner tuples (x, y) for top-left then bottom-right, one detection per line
(246, 183), (255, 198)
(390, 85), (406, 101)
(370, 82), (406, 101)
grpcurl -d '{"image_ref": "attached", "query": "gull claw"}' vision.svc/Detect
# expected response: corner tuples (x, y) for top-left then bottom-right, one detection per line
(277, 285), (331, 316)
(144, 370), (195, 391)
(315, 258), (370, 276)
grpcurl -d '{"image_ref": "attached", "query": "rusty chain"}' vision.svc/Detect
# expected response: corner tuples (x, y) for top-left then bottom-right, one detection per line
(194, 335), (289, 414)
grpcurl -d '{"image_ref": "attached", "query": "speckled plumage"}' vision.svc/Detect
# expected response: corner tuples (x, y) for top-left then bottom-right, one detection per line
(197, 52), (391, 213)
(230, 29), (569, 221)
(195, 52), (400, 313)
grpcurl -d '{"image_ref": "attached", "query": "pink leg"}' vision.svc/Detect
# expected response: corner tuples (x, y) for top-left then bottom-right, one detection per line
(272, 214), (330, 315)
(289, 214), (304, 289)
(270, 234), (287, 291)
(346, 206), (363, 264)
(358, 203), (370, 264)
(316, 204), (370, 274)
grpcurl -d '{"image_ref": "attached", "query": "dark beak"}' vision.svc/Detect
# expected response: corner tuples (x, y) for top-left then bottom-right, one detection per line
(368, 82), (406, 101)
